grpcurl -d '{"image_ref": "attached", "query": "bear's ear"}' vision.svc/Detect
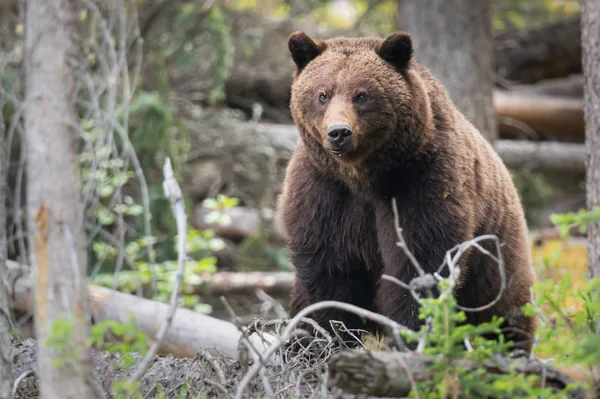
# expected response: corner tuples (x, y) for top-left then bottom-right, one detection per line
(376, 32), (413, 71)
(288, 31), (325, 71)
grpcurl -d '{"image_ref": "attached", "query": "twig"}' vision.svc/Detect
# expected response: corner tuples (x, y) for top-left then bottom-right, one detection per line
(447, 235), (507, 313)
(256, 288), (288, 319)
(12, 370), (34, 397)
(196, 349), (227, 386)
(391, 197), (425, 276)
(234, 300), (412, 399)
(127, 157), (187, 383)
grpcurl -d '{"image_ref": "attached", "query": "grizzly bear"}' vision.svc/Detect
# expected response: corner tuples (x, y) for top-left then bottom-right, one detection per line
(276, 31), (537, 352)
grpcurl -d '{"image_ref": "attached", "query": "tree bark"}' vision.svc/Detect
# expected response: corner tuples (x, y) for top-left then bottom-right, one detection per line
(582, 0), (600, 279)
(398, 0), (497, 142)
(24, 0), (97, 397)
(0, 63), (12, 399)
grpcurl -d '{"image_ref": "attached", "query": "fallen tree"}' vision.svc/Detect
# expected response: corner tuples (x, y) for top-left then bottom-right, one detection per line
(9, 260), (275, 360)
(191, 270), (294, 298)
(495, 90), (584, 141)
(328, 350), (585, 398)
(494, 140), (587, 173)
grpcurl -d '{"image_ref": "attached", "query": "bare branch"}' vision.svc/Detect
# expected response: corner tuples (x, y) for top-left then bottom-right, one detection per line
(127, 157), (187, 384)
(391, 197), (425, 276)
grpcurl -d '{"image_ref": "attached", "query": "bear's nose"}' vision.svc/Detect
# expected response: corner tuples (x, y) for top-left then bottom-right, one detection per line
(327, 124), (353, 148)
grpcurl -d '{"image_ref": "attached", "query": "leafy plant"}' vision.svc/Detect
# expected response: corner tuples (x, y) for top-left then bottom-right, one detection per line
(550, 207), (600, 238)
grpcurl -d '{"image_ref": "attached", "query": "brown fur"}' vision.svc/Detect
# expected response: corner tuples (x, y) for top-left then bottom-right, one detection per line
(277, 31), (537, 351)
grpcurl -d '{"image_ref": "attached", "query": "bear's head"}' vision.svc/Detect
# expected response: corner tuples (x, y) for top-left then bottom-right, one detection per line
(288, 31), (433, 169)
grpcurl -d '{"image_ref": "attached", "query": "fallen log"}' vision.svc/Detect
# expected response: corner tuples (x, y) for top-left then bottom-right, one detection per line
(328, 350), (585, 398)
(9, 260), (276, 361)
(495, 140), (586, 173)
(192, 270), (294, 298)
(509, 74), (584, 98)
(495, 91), (584, 141)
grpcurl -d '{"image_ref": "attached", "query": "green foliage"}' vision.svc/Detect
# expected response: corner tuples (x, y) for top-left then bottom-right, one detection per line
(492, 0), (581, 31)
(87, 316), (150, 368)
(523, 276), (600, 394)
(92, 195), (240, 314)
(550, 207), (600, 238)
(46, 319), (80, 368)
(47, 315), (150, 371)
(393, 263), (591, 398)
(510, 169), (557, 228)
(400, 278), (554, 399)
(202, 6), (235, 103)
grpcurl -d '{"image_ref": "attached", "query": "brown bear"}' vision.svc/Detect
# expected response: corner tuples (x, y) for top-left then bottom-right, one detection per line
(276, 31), (537, 352)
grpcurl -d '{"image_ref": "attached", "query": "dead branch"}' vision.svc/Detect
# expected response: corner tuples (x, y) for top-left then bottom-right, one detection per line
(328, 350), (585, 398)
(127, 158), (188, 383)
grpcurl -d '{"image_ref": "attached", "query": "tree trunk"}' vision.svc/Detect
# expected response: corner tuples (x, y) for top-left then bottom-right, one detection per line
(582, 0), (600, 279)
(24, 0), (97, 397)
(0, 65), (12, 399)
(398, 0), (496, 142)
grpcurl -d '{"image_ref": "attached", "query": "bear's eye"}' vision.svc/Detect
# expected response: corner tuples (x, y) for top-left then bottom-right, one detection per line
(318, 92), (329, 104)
(354, 92), (368, 104)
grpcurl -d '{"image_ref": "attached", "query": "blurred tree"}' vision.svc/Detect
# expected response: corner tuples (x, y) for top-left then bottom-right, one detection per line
(397, 0), (497, 142)
(0, 63), (10, 399)
(24, 0), (97, 396)
(582, 0), (600, 278)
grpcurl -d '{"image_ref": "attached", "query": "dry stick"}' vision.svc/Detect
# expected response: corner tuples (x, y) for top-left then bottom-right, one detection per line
(390, 197), (433, 353)
(391, 197), (425, 276)
(127, 157), (187, 384)
(234, 300), (412, 399)
(196, 349), (227, 386)
(444, 235), (507, 313)
(12, 370), (34, 397)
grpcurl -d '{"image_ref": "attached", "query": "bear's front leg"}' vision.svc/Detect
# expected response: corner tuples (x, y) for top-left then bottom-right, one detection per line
(374, 197), (471, 338)
(288, 249), (379, 343)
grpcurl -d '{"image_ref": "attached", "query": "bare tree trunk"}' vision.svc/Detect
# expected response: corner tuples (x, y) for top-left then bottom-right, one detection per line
(397, 0), (497, 142)
(0, 67), (12, 399)
(582, 0), (600, 279)
(24, 0), (97, 397)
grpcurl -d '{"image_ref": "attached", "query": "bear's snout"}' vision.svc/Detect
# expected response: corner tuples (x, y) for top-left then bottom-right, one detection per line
(326, 123), (353, 153)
